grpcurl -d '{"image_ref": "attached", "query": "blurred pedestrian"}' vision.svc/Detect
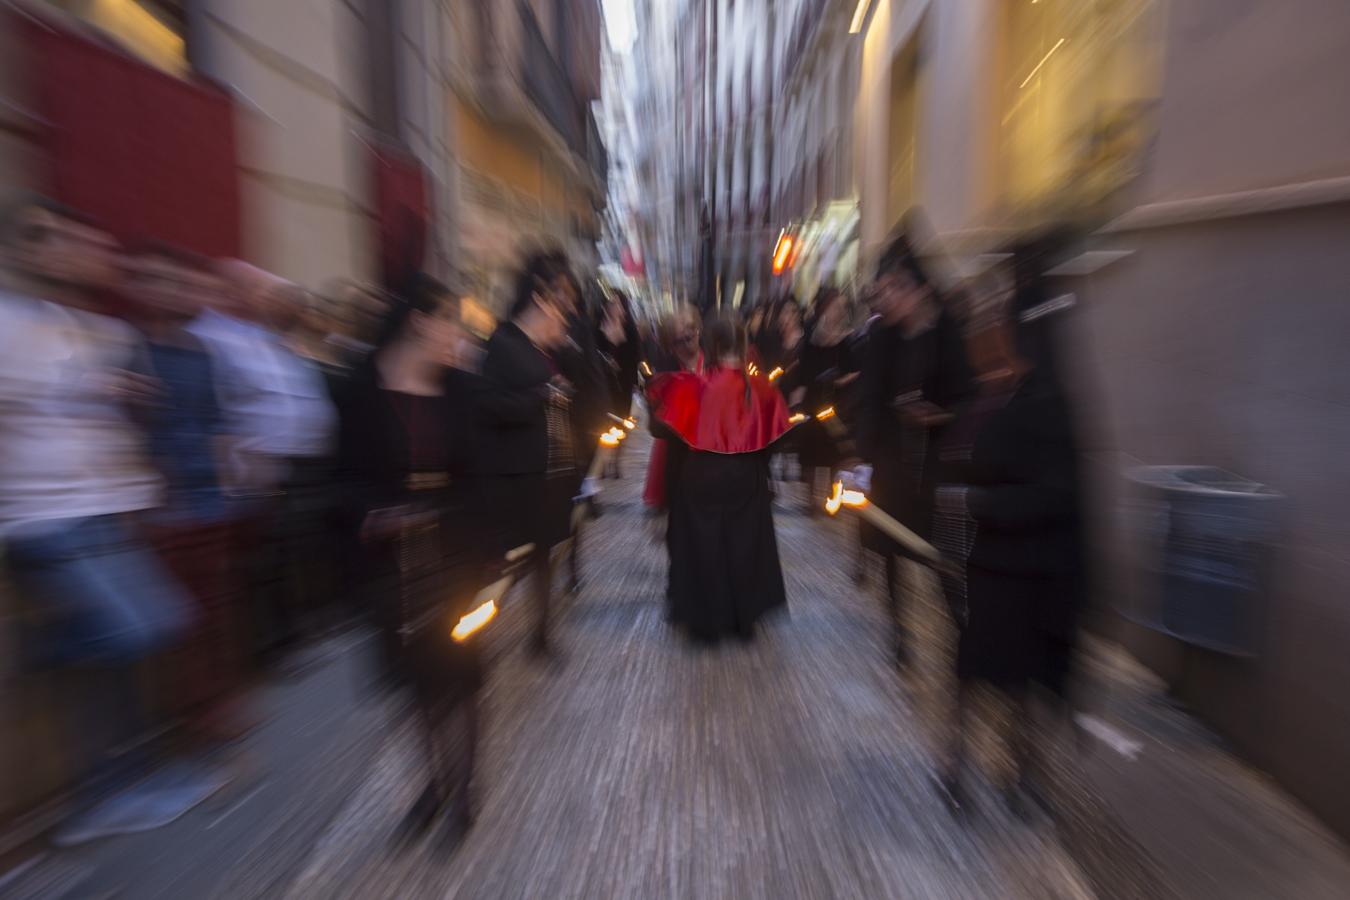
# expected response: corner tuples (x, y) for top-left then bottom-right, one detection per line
(597, 289), (641, 479)
(647, 313), (792, 643)
(0, 196), (218, 845)
(932, 241), (1087, 817)
(551, 264), (609, 592)
(643, 304), (702, 511)
(475, 251), (574, 659)
(856, 236), (973, 667)
(123, 242), (253, 743)
(190, 261), (337, 666)
(336, 275), (488, 844)
(791, 287), (861, 511)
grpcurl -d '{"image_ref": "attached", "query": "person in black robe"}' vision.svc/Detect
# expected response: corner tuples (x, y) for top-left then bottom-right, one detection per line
(475, 252), (575, 658)
(335, 276), (490, 843)
(550, 265), (610, 590)
(857, 241), (973, 666)
(648, 314), (793, 643)
(790, 287), (861, 511)
(931, 243), (1087, 816)
(597, 289), (642, 478)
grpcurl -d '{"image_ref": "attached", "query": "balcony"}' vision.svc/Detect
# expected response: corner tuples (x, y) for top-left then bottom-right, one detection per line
(586, 108), (609, 193)
(522, 4), (584, 157)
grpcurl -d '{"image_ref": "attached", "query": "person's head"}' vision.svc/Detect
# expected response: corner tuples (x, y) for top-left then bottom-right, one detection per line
(670, 303), (702, 362)
(812, 287), (849, 335)
(122, 241), (217, 323)
(605, 289), (633, 325)
(214, 259), (291, 326)
(265, 282), (312, 335)
(554, 264), (583, 320)
(329, 279), (390, 345)
(510, 250), (572, 349)
(0, 193), (119, 298)
(375, 274), (465, 370)
(703, 312), (746, 367)
(872, 243), (933, 326)
(776, 298), (803, 332)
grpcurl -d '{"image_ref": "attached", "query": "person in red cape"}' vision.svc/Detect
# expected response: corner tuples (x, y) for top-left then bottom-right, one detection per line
(646, 314), (795, 643)
(642, 305), (702, 510)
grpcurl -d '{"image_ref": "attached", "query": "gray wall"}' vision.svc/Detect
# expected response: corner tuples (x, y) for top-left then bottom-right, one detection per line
(1068, 199), (1350, 837)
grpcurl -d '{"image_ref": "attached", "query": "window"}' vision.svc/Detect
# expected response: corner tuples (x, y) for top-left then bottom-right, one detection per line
(886, 39), (920, 226)
(996, 0), (1163, 214)
(40, 0), (188, 77)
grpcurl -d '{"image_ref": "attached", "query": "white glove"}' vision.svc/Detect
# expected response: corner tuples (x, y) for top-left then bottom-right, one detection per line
(842, 464), (872, 494)
(578, 476), (600, 500)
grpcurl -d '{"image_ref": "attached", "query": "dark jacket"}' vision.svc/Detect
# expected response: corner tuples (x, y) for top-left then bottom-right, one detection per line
(474, 321), (555, 476)
(962, 372), (1085, 583)
(335, 362), (483, 522)
(857, 306), (972, 540)
(598, 317), (642, 414)
(556, 313), (610, 461)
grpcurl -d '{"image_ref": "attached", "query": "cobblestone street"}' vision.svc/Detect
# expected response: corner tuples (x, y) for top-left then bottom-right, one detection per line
(8, 430), (1350, 900)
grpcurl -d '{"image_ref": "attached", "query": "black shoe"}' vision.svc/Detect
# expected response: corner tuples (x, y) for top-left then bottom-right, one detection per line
(1002, 783), (1034, 822)
(734, 623), (756, 644)
(436, 797), (474, 852)
(396, 784), (442, 843)
(932, 772), (968, 817)
(893, 634), (912, 669)
(529, 635), (563, 666)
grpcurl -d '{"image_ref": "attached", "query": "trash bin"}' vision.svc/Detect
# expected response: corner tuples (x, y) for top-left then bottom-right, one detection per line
(1124, 466), (1282, 656)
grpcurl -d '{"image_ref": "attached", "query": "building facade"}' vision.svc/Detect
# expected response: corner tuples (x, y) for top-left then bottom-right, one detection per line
(0, 0), (606, 822)
(0, 0), (606, 307)
(612, 0), (1350, 837)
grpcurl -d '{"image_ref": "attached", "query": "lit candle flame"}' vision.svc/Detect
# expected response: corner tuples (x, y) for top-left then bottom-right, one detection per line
(788, 412), (808, 424)
(768, 366), (784, 381)
(826, 480), (843, 515)
(816, 406), (836, 421)
(623, 417), (636, 430)
(640, 361), (653, 376)
(599, 431), (620, 447)
(747, 363), (759, 376)
(824, 480), (867, 515)
(451, 599), (497, 642)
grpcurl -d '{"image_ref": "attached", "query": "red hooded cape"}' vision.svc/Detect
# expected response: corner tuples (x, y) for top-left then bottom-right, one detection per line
(647, 367), (793, 453)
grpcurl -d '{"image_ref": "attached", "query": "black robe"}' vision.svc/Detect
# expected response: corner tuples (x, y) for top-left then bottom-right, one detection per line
(939, 370), (1086, 696)
(650, 368), (792, 639)
(475, 321), (575, 552)
(334, 364), (489, 696)
(790, 335), (860, 470)
(856, 308), (972, 553)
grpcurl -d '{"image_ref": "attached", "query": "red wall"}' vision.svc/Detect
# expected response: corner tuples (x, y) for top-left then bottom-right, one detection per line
(16, 9), (240, 258)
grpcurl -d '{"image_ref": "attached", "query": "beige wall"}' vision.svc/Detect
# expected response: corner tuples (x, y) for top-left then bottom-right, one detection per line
(1140, 0), (1350, 202)
(191, 0), (376, 285)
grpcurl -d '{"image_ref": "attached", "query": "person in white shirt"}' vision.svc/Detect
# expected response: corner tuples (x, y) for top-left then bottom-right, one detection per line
(0, 195), (220, 845)
(189, 261), (336, 497)
(188, 260), (337, 663)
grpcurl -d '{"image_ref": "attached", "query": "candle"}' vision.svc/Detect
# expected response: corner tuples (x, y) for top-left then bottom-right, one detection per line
(824, 481), (945, 568)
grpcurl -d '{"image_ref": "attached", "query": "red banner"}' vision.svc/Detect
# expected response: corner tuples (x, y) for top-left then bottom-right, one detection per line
(17, 8), (240, 258)
(371, 143), (429, 290)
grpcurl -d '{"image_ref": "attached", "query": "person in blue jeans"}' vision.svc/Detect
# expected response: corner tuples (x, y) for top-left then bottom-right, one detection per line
(0, 195), (220, 845)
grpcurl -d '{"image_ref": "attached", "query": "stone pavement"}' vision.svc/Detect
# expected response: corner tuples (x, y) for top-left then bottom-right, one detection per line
(5, 428), (1350, 899)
